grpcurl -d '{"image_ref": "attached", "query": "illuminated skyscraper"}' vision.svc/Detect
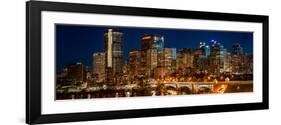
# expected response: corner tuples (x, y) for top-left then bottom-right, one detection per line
(199, 42), (211, 57)
(194, 48), (208, 72)
(141, 34), (164, 51)
(104, 29), (124, 75)
(129, 49), (142, 79)
(209, 40), (225, 75)
(146, 48), (158, 77)
(162, 48), (176, 68)
(223, 49), (231, 72)
(231, 43), (244, 73)
(93, 52), (105, 82)
(161, 48), (176, 75)
(194, 42), (210, 72)
(140, 34), (164, 77)
(176, 48), (194, 69)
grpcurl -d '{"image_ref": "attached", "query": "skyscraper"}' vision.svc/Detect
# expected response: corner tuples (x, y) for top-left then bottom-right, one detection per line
(231, 43), (244, 73)
(129, 49), (142, 79)
(209, 40), (224, 75)
(194, 42), (210, 72)
(176, 48), (194, 69)
(104, 29), (124, 76)
(141, 34), (164, 51)
(223, 50), (231, 72)
(93, 52), (106, 82)
(162, 48), (176, 68)
(199, 42), (211, 57)
(161, 48), (177, 75)
(146, 48), (158, 77)
(140, 34), (164, 77)
(194, 48), (208, 72)
(232, 43), (243, 55)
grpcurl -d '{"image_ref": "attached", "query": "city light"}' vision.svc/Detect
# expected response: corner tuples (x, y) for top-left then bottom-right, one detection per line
(56, 28), (253, 100)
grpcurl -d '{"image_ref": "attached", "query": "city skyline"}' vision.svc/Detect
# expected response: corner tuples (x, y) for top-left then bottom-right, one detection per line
(55, 24), (253, 100)
(56, 24), (253, 71)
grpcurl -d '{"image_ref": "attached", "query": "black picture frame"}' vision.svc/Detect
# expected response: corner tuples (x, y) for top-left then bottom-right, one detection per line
(26, 1), (269, 124)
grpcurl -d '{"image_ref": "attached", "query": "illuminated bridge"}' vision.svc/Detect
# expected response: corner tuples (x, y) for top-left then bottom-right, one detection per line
(161, 81), (253, 85)
(160, 81), (253, 94)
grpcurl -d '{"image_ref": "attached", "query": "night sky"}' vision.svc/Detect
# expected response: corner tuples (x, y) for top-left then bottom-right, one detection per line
(56, 24), (253, 71)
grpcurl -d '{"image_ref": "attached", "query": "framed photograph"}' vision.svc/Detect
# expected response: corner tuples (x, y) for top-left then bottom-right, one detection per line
(26, 1), (269, 124)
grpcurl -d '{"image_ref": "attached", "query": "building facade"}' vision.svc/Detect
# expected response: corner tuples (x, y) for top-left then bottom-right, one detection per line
(140, 34), (164, 77)
(129, 49), (142, 79)
(176, 48), (195, 70)
(104, 29), (124, 83)
(67, 62), (85, 82)
(209, 40), (225, 75)
(231, 43), (243, 73)
(93, 52), (106, 82)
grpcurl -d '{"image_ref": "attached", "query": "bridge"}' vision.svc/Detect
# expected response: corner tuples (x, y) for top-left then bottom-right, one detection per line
(161, 81), (253, 85)
(161, 81), (253, 94)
